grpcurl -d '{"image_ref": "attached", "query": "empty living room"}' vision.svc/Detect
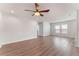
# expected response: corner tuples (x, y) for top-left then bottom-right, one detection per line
(0, 2), (79, 56)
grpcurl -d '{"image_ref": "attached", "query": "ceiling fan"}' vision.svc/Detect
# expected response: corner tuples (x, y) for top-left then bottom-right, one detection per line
(24, 3), (50, 16)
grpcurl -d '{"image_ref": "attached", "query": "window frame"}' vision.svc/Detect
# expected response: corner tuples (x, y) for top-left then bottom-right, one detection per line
(54, 24), (68, 34)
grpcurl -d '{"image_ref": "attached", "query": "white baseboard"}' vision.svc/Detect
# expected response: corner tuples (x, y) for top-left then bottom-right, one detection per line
(2, 36), (37, 46)
(50, 35), (75, 39)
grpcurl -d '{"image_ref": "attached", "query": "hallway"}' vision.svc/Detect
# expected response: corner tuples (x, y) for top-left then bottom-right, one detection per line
(0, 36), (78, 56)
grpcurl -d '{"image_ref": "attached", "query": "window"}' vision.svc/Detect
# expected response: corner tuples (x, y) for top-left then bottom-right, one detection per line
(54, 24), (68, 34)
(55, 25), (60, 33)
(55, 25), (60, 29)
(61, 24), (68, 29)
(61, 24), (68, 34)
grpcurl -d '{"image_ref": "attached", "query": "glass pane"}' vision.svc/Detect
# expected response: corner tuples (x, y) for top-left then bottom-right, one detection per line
(56, 29), (60, 33)
(61, 24), (68, 29)
(55, 25), (60, 29)
(62, 29), (67, 34)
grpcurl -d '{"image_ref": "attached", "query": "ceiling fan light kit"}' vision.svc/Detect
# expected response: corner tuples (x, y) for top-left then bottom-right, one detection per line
(24, 3), (50, 16)
(34, 12), (40, 16)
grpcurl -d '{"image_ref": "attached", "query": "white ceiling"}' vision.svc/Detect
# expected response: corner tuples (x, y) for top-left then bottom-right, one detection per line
(0, 3), (79, 22)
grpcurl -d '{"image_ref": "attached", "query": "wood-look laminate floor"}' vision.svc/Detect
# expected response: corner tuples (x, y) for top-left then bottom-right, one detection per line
(0, 36), (79, 56)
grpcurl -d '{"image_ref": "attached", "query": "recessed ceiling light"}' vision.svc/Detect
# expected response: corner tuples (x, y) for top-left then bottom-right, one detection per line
(11, 10), (14, 13)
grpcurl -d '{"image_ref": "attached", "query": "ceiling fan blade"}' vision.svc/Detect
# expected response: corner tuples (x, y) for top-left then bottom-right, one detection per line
(39, 9), (50, 12)
(35, 3), (39, 8)
(32, 14), (35, 16)
(35, 3), (39, 11)
(24, 10), (35, 12)
(40, 14), (44, 16)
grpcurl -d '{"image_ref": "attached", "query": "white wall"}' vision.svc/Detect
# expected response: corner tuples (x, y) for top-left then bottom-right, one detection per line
(43, 22), (50, 36)
(0, 12), (38, 46)
(75, 10), (79, 47)
(50, 20), (76, 38)
(38, 22), (50, 36)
